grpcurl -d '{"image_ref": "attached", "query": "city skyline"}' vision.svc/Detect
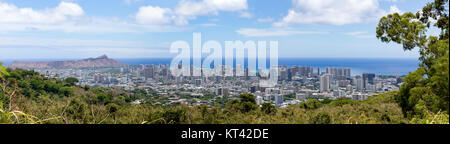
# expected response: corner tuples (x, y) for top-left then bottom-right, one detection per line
(0, 0), (434, 59)
(3, 55), (419, 75)
(27, 61), (397, 108)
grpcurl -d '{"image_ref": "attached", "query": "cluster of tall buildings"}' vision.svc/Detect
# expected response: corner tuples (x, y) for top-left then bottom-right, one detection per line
(354, 73), (376, 92)
(140, 64), (171, 80)
(278, 66), (315, 81)
(35, 63), (401, 108)
(318, 67), (351, 92)
(325, 67), (351, 80)
(319, 69), (376, 94)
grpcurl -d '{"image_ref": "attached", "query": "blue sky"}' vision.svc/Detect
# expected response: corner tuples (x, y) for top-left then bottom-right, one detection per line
(0, 0), (434, 59)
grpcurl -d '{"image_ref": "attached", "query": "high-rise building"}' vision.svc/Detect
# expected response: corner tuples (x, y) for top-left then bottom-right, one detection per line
(320, 74), (331, 92)
(216, 88), (230, 97)
(287, 66), (314, 80)
(299, 66), (314, 77)
(222, 88), (229, 97)
(250, 85), (258, 93)
(317, 67), (320, 75)
(245, 67), (249, 79)
(144, 64), (154, 79)
(355, 77), (364, 92)
(195, 79), (202, 86)
(287, 66), (298, 80)
(275, 94), (283, 106)
(362, 73), (375, 90)
(279, 65), (288, 81)
(139, 64), (145, 71)
(326, 67), (351, 80)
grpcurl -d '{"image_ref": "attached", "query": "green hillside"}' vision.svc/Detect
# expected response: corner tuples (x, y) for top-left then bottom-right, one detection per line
(0, 68), (447, 124)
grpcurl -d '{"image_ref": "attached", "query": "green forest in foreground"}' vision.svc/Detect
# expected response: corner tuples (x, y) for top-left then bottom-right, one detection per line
(0, 0), (448, 124)
(0, 68), (447, 124)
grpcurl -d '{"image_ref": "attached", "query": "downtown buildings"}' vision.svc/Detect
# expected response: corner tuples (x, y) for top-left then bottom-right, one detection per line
(32, 64), (401, 108)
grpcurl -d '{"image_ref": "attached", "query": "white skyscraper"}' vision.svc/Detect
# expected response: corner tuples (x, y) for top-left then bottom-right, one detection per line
(275, 94), (283, 106)
(320, 74), (331, 92)
(356, 78), (364, 92)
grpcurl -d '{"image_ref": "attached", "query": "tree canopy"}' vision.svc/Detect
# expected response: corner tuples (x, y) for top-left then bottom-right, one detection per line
(376, 0), (449, 117)
(64, 77), (79, 86)
(0, 63), (8, 80)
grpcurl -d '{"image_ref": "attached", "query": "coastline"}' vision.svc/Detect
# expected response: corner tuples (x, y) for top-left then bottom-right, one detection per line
(1, 57), (419, 76)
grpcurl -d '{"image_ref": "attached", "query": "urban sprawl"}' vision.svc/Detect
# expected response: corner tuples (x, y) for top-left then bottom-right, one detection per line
(33, 64), (402, 108)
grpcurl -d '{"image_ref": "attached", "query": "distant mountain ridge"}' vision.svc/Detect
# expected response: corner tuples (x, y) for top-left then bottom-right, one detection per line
(8, 55), (126, 69)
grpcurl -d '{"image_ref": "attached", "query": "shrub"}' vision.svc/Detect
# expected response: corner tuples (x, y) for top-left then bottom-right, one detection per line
(107, 103), (120, 113)
(58, 87), (74, 97)
(329, 98), (358, 107)
(299, 99), (323, 109)
(162, 108), (186, 124)
(261, 103), (277, 115)
(240, 93), (256, 104)
(311, 112), (332, 124)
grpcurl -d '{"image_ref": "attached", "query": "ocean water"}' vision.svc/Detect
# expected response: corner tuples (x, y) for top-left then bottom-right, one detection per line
(1, 58), (419, 76)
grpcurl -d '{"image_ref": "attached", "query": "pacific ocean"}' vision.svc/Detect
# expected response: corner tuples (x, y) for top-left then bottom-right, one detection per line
(1, 58), (419, 76)
(116, 58), (418, 76)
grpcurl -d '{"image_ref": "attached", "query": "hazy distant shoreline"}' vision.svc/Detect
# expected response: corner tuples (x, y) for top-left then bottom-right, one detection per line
(1, 58), (418, 76)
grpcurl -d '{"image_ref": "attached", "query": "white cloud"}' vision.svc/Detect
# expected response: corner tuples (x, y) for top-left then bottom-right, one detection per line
(134, 5), (191, 26)
(0, 1), (248, 33)
(174, 0), (217, 16)
(0, 15), (186, 33)
(257, 17), (274, 23)
(207, 0), (247, 11)
(0, 1), (83, 24)
(135, 6), (173, 25)
(174, 0), (248, 16)
(385, 5), (403, 14)
(274, 0), (382, 26)
(368, 5), (404, 23)
(135, 0), (248, 27)
(346, 31), (367, 36)
(0, 37), (169, 59)
(0, 2), (188, 33)
(236, 28), (327, 37)
(124, 0), (143, 5)
(0, 37), (141, 48)
(345, 31), (374, 38)
(239, 11), (253, 18)
(209, 18), (220, 22)
(199, 23), (218, 27)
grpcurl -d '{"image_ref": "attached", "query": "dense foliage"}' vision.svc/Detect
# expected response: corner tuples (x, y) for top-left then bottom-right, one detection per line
(376, 0), (449, 118)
